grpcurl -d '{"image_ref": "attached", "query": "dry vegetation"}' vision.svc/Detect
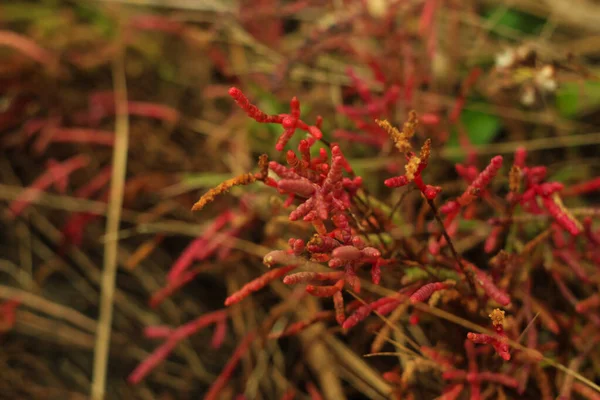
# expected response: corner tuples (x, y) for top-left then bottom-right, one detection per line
(1, 0), (600, 399)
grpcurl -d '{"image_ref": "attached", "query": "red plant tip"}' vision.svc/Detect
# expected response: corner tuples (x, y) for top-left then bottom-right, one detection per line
(362, 247), (381, 258)
(384, 175), (409, 188)
(263, 250), (290, 267)
(498, 347), (511, 361)
(225, 266), (296, 306)
(332, 246), (362, 261)
(228, 87), (239, 97)
(308, 126), (323, 139)
(351, 236), (365, 249)
(490, 155), (503, 168)
(471, 265), (511, 306)
(424, 185), (442, 200)
(466, 332), (490, 343)
(514, 147), (527, 167)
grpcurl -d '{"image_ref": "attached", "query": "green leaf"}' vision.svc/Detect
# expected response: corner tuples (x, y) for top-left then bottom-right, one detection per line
(556, 81), (600, 118)
(446, 107), (502, 162)
(483, 7), (546, 36)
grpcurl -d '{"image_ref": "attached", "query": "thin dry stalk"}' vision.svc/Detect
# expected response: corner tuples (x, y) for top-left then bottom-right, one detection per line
(91, 37), (130, 400)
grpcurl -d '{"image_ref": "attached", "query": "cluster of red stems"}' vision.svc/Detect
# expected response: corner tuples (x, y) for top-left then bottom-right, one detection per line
(4, 4), (600, 399)
(120, 76), (600, 399)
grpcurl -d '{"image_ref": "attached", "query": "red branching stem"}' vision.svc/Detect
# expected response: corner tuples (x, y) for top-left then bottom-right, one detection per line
(144, 325), (172, 339)
(410, 281), (455, 304)
(467, 333), (495, 345)
(555, 249), (590, 283)
(333, 291), (345, 325)
(576, 294), (600, 313)
(89, 91), (180, 123)
(305, 279), (344, 297)
(420, 346), (454, 370)
(465, 339), (481, 400)
(211, 317), (227, 349)
(75, 166), (112, 198)
(306, 382), (325, 400)
(469, 264), (511, 306)
(542, 195), (582, 236)
(228, 87), (283, 124)
(167, 211), (233, 282)
(0, 30), (56, 66)
(280, 388), (296, 400)
(8, 155), (90, 218)
(564, 177), (600, 197)
(278, 179), (315, 197)
(573, 382), (600, 400)
(456, 156), (503, 207)
(439, 384), (464, 400)
(128, 15), (187, 35)
(583, 217), (600, 245)
(0, 299), (20, 331)
(343, 292), (409, 329)
(128, 310), (227, 384)
(225, 266), (297, 306)
(205, 331), (256, 400)
(268, 311), (334, 339)
(283, 271), (344, 285)
(449, 68), (482, 123)
(43, 128), (116, 148)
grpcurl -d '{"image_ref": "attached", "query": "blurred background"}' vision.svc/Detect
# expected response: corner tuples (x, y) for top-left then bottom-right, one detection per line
(1, 0), (600, 399)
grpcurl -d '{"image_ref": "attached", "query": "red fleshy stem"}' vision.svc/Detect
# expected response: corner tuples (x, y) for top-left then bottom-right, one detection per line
(225, 266), (297, 306)
(456, 156), (503, 207)
(0, 30), (56, 66)
(205, 331), (256, 400)
(467, 330), (510, 361)
(0, 299), (20, 330)
(342, 293), (408, 329)
(128, 310), (227, 384)
(268, 311), (333, 339)
(144, 325), (172, 339)
(306, 382), (325, 400)
(564, 177), (600, 197)
(333, 291), (345, 325)
(409, 281), (454, 304)
(439, 384), (464, 400)
(228, 87), (283, 124)
(149, 268), (204, 308)
(384, 175), (409, 188)
(278, 179), (315, 197)
(167, 211), (233, 282)
(470, 265), (511, 306)
(541, 196), (582, 236)
(211, 317), (227, 349)
(449, 68), (482, 123)
(128, 14), (187, 35)
(576, 294), (600, 313)
(514, 147), (527, 168)
(476, 372), (518, 388)
(555, 249), (590, 283)
(420, 346), (454, 370)
(306, 279), (344, 297)
(75, 166), (112, 198)
(8, 155), (90, 218)
(283, 271), (344, 285)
